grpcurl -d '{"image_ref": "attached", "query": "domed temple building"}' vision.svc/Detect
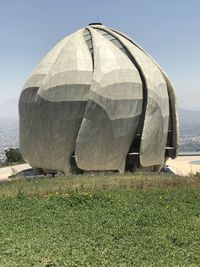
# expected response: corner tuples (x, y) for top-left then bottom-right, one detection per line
(19, 23), (179, 174)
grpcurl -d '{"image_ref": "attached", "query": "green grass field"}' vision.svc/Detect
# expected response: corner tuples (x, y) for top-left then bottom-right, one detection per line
(0, 173), (200, 266)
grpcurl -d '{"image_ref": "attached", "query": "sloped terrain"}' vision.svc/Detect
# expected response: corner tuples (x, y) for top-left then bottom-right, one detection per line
(0, 174), (200, 266)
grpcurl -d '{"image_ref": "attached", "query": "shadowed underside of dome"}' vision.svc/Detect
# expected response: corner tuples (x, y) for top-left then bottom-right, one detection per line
(19, 24), (179, 174)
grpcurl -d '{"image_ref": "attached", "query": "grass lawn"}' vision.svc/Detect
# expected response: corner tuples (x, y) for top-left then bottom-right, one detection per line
(0, 173), (200, 266)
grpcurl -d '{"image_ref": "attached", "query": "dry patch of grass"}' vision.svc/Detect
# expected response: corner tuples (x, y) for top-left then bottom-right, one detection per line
(0, 172), (200, 197)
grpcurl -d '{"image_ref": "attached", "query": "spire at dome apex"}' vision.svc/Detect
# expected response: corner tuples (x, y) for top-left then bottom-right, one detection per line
(88, 22), (102, 26)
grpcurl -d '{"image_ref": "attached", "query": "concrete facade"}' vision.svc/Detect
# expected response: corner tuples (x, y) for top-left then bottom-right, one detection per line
(19, 24), (179, 174)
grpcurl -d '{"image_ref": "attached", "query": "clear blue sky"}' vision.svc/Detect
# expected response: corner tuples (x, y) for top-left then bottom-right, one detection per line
(0, 0), (199, 110)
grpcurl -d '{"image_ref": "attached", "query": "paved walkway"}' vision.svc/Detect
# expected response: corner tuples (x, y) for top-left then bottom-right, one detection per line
(167, 156), (200, 176)
(0, 163), (30, 182)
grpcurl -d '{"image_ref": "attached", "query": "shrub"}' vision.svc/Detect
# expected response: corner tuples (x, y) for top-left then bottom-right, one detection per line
(5, 147), (25, 164)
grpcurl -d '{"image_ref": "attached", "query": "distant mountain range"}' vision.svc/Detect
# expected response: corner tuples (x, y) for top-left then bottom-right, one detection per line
(179, 108), (200, 136)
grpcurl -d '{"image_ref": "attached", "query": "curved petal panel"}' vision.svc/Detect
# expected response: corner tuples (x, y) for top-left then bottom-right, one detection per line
(102, 28), (169, 167)
(75, 28), (143, 172)
(20, 30), (93, 173)
(23, 35), (71, 90)
(106, 26), (179, 158)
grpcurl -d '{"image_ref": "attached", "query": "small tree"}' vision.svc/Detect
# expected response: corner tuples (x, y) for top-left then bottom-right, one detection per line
(5, 148), (25, 164)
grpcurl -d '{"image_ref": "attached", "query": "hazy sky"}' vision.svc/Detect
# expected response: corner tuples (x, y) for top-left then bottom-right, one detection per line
(0, 0), (200, 110)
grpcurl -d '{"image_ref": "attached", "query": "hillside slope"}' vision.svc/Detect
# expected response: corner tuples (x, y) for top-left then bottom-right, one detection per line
(0, 174), (200, 266)
(179, 108), (200, 135)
